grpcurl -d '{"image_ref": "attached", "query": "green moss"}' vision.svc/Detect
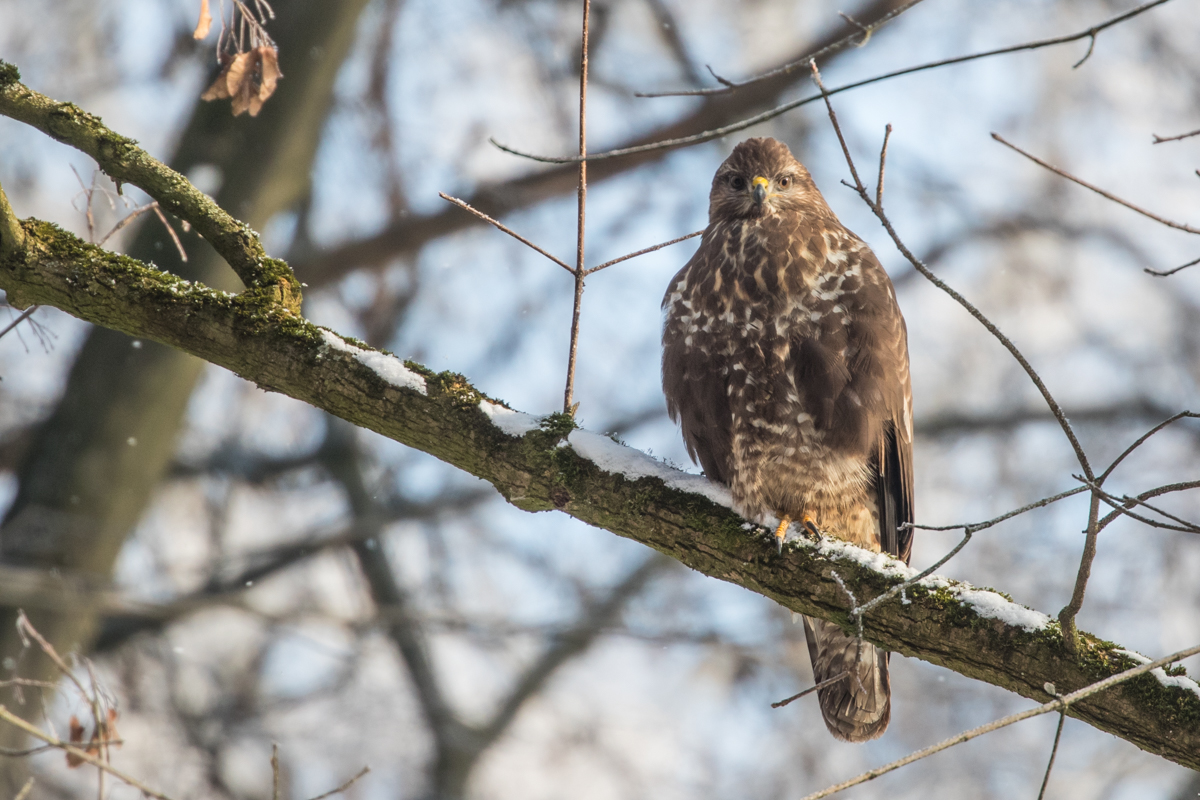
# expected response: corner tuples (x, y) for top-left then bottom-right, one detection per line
(426, 370), (483, 409)
(540, 411), (578, 438)
(403, 360), (435, 379)
(0, 61), (19, 87)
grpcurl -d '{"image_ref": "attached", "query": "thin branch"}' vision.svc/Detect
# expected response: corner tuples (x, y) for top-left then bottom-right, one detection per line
(1079, 476), (1200, 534)
(875, 123), (892, 208)
(809, 66), (1094, 482)
(993, 134), (1200, 235)
(1037, 709), (1067, 800)
(151, 204), (189, 263)
(0, 706), (174, 800)
(12, 778), (33, 800)
(563, 0), (592, 415)
(1096, 480), (1200, 531)
(437, 193), (571, 272)
(1100, 411), (1198, 482)
(771, 670), (849, 709)
(304, 766), (369, 800)
(492, 0), (1174, 164)
(96, 202), (158, 247)
(798, 641), (1200, 800)
(634, 0), (928, 97)
(0, 306), (38, 341)
(1152, 127), (1200, 144)
(903, 486), (1089, 533)
(585, 230), (703, 275)
(271, 743), (281, 800)
(1145, 254), (1200, 277)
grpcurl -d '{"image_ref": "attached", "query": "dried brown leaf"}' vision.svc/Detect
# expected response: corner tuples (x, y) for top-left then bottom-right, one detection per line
(193, 0), (213, 39)
(66, 716), (85, 768)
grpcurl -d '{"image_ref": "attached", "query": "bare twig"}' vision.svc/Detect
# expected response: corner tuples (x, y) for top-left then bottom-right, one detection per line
(809, 61), (1109, 650)
(12, 777), (34, 800)
(993, 134), (1200, 235)
(271, 743), (281, 800)
(1037, 706), (1067, 800)
(634, 0), (928, 97)
(1078, 476), (1200, 534)
(563, 0), (592, 415)
(1145, 254), (1200, 277)
(493, 0), (1174, 164)
(585, 230), (703, 274)
(810, 66), (1094, 482)
(1100, 411), (1198, 482)
(438, 193), (571, 272)
(0, 706), (173, 800)
(1096, 480), (1200, 531)
(903, 486), (1089, 533)
(771, 670), (849, 708)
(0, 306), (38, 342)
(151, 205), (189, 263)
(798, 641), (1200, 800)
(1152, 127), (1200, 144)
(304, 765), (370, 800)
(875, 123), (892, 208)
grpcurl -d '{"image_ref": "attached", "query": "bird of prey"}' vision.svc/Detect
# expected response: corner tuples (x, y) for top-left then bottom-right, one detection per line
(661, 137), (913, 742)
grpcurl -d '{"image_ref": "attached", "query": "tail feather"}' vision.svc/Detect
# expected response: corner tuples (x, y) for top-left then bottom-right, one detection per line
(802, 616), (891, 742)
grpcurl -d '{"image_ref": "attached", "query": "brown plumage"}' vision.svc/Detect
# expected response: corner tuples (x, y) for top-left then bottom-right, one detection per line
(662, 137), (914, 742)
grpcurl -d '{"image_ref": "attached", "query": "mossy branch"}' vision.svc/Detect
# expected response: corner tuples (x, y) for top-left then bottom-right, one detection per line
(0, 60), (300, 310)
(0, 216), (1197, 769)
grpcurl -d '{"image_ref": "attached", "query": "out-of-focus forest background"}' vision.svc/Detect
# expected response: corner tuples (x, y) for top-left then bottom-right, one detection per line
(1, 0), (1199, 798)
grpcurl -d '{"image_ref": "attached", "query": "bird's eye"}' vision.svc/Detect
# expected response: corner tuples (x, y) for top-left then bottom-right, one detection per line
(730, 175), (747, 191)
(778, 176), (791, 188)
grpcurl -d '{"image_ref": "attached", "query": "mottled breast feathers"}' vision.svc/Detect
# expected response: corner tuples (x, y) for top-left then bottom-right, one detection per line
(661, 137), (914, 742)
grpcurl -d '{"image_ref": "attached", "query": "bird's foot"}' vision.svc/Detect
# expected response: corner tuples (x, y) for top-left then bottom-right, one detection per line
(801, 512), (822, 539)
(773, 516), (791, 554)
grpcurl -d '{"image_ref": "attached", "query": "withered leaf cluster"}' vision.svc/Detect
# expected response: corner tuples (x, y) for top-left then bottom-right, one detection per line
(65, 709), (120, 768)
(201, 45), (282, 117)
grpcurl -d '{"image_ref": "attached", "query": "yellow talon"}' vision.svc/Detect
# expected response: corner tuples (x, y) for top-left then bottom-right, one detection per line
(801, 512), (821, 538)
(774, 515), (791, 553)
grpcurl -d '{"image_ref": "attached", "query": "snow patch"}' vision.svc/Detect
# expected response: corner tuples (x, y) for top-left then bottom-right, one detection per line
(480, 400), (542, 437)
(320, 330), (427, 395)
(1113, 649), (1200, 698)
(566, 430), (733, 508)
(799, 536), (1050, 631)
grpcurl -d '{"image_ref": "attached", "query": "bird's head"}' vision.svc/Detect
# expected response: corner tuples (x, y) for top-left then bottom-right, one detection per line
(708, 137), (822, 221)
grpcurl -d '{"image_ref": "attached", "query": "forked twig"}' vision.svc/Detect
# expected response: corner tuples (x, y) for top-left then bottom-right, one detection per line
(492, 0), (1174, 164)
(562, 0), (592, 414)
(0, 706), (172, 800)
(635, 0), (928, 98)
(808, 60), (1110, 649)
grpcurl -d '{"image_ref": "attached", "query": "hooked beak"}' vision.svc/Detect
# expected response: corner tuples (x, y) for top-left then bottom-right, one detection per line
(751, 175), (769, 206)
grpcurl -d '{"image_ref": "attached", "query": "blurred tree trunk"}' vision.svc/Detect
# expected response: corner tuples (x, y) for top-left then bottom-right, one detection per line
(0, 0), (371, 793)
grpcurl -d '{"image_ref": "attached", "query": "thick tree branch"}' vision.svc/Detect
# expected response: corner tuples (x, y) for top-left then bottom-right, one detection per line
(0, 62), (300, 309)
(1, 217), (1198, 769)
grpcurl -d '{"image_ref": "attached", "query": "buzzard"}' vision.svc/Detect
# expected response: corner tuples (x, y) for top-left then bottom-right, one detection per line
(661, 137), (913, 742)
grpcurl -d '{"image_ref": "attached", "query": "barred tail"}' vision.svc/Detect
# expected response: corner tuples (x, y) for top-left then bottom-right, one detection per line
(802, 616), (891, 742)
